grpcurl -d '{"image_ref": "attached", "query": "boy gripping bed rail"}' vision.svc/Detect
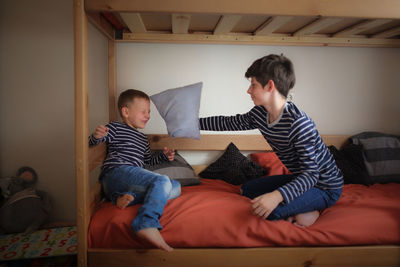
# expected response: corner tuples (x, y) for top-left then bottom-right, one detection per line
(199, 54), (343, 227)
(89, 89), (180, 251)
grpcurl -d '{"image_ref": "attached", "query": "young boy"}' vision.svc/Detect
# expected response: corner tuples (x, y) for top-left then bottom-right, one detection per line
(199, 54), (343, 227)
(89, 89), (180, 251)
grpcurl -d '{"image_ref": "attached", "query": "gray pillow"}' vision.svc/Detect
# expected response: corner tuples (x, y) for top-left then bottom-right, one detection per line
(145, 152), (201, 186)
(150, 82), (202, 139)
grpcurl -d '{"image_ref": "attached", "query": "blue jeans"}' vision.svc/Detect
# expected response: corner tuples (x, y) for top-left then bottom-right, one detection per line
(241, 175), (341, 220)
(101, 165), (181, 233)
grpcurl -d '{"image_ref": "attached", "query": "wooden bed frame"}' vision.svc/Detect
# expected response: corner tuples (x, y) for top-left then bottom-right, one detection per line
(74, 1), (400, 266)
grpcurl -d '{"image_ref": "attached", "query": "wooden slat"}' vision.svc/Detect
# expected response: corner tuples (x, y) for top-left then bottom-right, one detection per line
(108, 40), (118, 121)
(89, 182), (103, 215)
(74, 0), (89, 266)
(88, 246), (400, 267)
(333, 19), (393, 37)
(148, 134), (271, 151)
(85, 0), (400, 20)
(86, 12), (114, 40)
(119, 12), (146, 33)
(121, 32), (400, 47)
(147, 134), (350, 151)
(372, 26), (400, 38)
(192, 165), (207, 175)
(213, 15), (242, 35)
(254, 16), (294, 36)
(321, 135), (350, 149)
(88, 143), (106, 172)
(172, 14), (191, 34)
(293, 17), (343, 36)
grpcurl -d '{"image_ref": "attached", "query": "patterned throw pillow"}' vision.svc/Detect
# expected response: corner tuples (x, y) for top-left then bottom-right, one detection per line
(199, 142), (266, 185)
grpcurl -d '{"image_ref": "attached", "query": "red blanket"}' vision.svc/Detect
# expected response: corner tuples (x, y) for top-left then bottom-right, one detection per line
(88, 179), (400, 248)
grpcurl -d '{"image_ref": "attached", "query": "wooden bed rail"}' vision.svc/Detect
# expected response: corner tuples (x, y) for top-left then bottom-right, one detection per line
(87, 246), (400, 267)
(148, 134), (350, 151)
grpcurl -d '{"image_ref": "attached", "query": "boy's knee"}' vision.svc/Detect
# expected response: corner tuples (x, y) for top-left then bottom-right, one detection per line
(169, 182), (181, 200)
(156, 175), (172, 191)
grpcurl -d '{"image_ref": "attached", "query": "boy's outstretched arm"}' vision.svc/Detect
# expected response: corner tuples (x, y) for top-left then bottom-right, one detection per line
(199, 109), (258, 132)
(89, 124), (109, 146)
(93, 125), (109, 139)
(199, 106), (265, 131)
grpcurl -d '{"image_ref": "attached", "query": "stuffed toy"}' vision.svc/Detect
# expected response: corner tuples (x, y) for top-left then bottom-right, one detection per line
(0, 167), (51, 234)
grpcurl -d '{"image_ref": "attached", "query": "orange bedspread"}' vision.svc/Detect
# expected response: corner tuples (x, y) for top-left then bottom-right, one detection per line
(88, 179), (400, 248)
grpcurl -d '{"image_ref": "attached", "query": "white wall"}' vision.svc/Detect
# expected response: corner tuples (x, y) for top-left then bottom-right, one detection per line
(117, 43), (400, 137)
(0, 0), (109, 222)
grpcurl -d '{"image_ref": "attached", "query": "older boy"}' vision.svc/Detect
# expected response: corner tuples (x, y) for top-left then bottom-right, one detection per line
(89, 89), (180, 251)
(199, 54), (343, 227)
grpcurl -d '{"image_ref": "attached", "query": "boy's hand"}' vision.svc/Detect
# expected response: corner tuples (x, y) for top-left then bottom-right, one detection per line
(251, 190), (284, 219)
(93, 125), (109, 139)
(163, 147), (175, 161)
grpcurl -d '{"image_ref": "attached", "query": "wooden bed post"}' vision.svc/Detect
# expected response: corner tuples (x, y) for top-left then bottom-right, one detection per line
(74, 0), (89, 266)
(108, 40), (118, 121)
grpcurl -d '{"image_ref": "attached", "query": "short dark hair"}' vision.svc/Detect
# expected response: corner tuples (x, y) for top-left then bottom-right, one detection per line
(245, 54), (295, 97)
(117, 89), (150, 117)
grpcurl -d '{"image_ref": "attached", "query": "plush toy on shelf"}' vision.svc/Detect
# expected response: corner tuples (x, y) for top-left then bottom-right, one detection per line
(0, 167), (51, 234)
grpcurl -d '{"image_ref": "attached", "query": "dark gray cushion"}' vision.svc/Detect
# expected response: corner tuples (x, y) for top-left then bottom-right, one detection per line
(199, 142), (266, 185)
(145, 152), (201, 186)
(351, 132), (400, 184)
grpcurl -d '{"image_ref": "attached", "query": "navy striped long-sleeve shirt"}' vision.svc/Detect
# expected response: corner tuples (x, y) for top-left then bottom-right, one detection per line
(199, 102), (343, 204)
(89, 121), (167, 172)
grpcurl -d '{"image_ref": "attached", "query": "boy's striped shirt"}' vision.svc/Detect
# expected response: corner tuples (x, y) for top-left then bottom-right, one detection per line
(199, 102), (343, 204)
(89, 121), (167, 172)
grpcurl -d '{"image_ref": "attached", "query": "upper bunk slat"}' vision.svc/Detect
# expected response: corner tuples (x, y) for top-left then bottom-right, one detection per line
(119, 33), (400, 48)
(85, 0), (400, 19)
(85, 0), (400, 47)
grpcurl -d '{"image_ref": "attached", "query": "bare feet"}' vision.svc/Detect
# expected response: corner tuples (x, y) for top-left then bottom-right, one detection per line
(136, 228), (173, 252)
(116, 194), (134, 209)
(286, 210), (320, 227)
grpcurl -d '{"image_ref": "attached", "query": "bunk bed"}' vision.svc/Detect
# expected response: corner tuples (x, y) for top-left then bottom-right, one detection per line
(74, 0), (400, 266)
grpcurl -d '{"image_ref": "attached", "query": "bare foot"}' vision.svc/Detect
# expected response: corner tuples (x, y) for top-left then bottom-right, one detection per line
(136, 228), (173, 252)
(116, 194), (134, 209)
(292, 210), (320, 227)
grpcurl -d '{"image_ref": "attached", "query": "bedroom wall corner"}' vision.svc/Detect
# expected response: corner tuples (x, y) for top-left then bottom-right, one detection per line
(0, 0), (75, 223)
(0, 0), (108, 223)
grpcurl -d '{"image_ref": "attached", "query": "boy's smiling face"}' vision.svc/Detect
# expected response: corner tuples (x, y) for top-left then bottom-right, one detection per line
(122, 97), (150, 129)
(247, 77), (270, 106)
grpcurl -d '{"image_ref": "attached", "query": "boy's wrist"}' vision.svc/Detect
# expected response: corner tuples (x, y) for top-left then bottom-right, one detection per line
(272, 190), (284, 203)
